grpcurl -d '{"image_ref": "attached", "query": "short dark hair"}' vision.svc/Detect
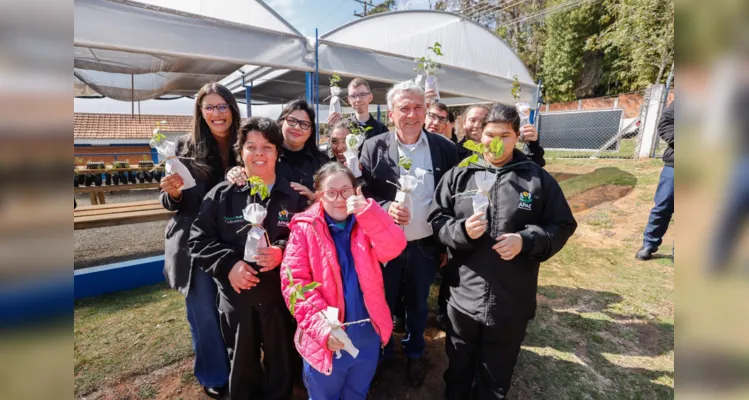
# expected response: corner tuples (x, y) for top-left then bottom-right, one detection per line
(278, 99), (317, 151)
(313, 162), (357, 193)
(482, 104), (521, 134)
(235, 117), (284, 165)
(448, 109), (456, 123)
(429, 102), (449, 116)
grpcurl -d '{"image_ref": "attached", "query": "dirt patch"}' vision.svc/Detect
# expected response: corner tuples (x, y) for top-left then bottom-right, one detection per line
(550, 172), (579, 182)
(567, 185), (634, 213)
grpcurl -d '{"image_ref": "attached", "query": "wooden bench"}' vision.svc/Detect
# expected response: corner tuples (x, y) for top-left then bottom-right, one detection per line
(75, 182), (161, 205)
(74, 200), (175, 230)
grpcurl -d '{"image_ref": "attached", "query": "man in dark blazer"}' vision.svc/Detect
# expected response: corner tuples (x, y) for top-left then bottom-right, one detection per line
(360, 80), (458, 388)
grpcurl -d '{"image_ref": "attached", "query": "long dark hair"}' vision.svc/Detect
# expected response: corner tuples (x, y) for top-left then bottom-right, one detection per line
(181, 82), (241, 179)
(277, 99), (317, 152)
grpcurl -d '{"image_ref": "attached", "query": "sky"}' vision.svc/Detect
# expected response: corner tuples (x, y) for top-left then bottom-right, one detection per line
(263, 0), (433, 36)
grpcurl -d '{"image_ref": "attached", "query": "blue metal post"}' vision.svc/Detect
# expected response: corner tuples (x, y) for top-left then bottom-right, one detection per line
(305, 72), (312, 104)
(315, 28), (320, 144)
(530, 79), (542, 125)
(377, 104), (381, 121)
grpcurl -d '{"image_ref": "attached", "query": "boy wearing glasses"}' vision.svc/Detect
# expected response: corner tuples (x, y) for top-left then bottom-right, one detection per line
(425, 102), (452, 140)
(328, 78), (389, 141)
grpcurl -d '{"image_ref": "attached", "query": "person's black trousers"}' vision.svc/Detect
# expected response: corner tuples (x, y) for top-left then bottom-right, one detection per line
(218, 295), (296, 400)
(444, 304), (529, 400)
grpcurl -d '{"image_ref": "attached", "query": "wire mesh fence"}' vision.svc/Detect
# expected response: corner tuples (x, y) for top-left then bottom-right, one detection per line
(537, 89), (648, 159)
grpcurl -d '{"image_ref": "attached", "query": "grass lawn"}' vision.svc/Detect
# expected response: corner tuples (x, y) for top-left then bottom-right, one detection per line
(74, 158), (674, 399)
(544, 138), (638, 159)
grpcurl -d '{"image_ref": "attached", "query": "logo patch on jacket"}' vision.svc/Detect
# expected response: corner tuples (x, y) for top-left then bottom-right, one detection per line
(518, 191), (533, 211)
(277, 208), (291, 227)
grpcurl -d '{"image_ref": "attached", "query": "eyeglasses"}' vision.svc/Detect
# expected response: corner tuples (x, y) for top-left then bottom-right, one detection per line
(427, 112), (448, 125)
(329, 138), (340, 145)
(348, 92), (371, 100)
(321, 188), (355, 201)
(285, 116), (312, 130)
(202, 104), (230, 114)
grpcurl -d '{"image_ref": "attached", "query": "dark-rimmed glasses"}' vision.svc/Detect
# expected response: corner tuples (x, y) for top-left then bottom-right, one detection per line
(427, 112), (448, 125)
(202, 104), (230, 113)
(285, 116), (312, 130)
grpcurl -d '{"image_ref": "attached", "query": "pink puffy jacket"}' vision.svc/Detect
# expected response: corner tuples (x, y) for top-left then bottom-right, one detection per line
(281, 199), (406, 375)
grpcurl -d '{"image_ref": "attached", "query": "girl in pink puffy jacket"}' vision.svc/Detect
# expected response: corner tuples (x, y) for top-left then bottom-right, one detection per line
(281, 162), (407, 399)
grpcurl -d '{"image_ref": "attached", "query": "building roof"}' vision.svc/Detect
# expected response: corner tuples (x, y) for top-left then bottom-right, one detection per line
(74, 113), (193, 140)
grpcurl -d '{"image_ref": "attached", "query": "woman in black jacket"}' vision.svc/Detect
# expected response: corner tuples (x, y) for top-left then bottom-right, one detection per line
(227, 99), (329, 201)
(189, 117), (308, 400)
(428, 104), (577, 399)
(158, 82), (239, 399)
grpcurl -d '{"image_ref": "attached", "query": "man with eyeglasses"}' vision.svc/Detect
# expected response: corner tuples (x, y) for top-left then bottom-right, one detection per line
(360, 80), (457, 388)
(425, 102), (452, 140)
(327, 78), (389, 142)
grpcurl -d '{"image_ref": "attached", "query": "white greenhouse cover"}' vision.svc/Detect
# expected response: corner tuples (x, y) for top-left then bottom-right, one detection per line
(74, 0), (537, 105)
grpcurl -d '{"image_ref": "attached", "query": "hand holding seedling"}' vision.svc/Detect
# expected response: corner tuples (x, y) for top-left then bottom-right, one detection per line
(388, 202), (410, 225)
(228, 260), (260, 293)
(519, 125), (538, 142)
(255, 246), (283, 271)
(160, 174), (184, 199)
(327, 112), (342, 126)
(227, 166), (248, 186)
(465, 212), (488, 239)
(327, 335), (345, 352)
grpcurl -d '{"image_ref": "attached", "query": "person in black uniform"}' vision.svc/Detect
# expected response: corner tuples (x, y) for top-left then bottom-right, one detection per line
(429, 104), (577, 399)
(227, 99), (328, 203)
(327, 77), (389, 143)
(189, 117), (308, 400)
(159, 82), (239, 399)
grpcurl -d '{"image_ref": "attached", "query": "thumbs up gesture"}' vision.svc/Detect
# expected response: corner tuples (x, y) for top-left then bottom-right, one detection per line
(346, 186), (368, 215)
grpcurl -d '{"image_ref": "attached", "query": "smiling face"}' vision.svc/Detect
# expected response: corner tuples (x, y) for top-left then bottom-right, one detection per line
(464, 107), (489, 141)
(241, 131), (278, 180)
(348, 84), (373, 114)
(329, 127), (349, 162)
(200, 93), (233, 137)
(319, 172), (355, 221)
(481, 122), (518, 167)
(425, 106), (449, 135)
(281, 109), (312, 151)
(388, 91), (426, 138)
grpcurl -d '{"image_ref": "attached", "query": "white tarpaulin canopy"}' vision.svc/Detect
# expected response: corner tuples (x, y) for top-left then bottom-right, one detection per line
(74, 0), (537, 105)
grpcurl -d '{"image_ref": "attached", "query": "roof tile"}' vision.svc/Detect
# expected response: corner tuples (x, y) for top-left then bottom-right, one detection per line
(74, 113), (193, 139)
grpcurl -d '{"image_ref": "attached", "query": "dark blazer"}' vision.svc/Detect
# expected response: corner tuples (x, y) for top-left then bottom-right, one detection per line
(160, 137), (236, 296)
(359, 129), (458, 212)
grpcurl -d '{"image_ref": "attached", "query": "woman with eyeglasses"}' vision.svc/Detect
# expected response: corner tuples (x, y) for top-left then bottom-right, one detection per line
(158, 82), (238, 399)
(281, 162), (406, 399)
(190, 117), (308, 400)
(228, 99), (329, 202)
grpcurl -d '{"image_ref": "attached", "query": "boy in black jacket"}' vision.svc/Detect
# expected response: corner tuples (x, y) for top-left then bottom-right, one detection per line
(429, 104), (577, 399)
(189, 117), (308, 400)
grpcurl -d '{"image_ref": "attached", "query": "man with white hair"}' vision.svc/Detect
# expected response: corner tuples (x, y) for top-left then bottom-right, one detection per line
(360, 80), (458, 387)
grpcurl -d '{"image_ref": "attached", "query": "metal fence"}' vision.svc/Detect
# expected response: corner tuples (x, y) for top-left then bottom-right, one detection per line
(537, 89), (648, 159)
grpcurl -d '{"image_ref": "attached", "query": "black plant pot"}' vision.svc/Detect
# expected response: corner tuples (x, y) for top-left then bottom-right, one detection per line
(118, 171), (128, 185)
(94, 173), (103, 186)
(152, 170), (162, 182)
(74, 176), (79, 187)
(136, 171), (146, 183)
(112, 173), (120, 185)
(144, 171), (153, 183)
(128, 171), (137, 184)
(85, 174), (94, 187)
(104, 173), (112, 186)
(77, 174), (85, 186)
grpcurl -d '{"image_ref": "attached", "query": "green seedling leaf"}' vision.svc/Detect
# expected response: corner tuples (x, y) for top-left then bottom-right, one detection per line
(511, 75), (521, 101)
(301, 282), (321, 294)
(462, 140), (484, 154)
(489, 137), (504, 158)
(398, 155), (412, 171)
(288, 290), (298, 315)
(248, 176), (270, 201)
(329, 73), (341, 87)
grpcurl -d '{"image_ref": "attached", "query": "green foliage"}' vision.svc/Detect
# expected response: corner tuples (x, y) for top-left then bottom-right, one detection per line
(368, 0), (395, 15)
(285, 265), (322, 316)
(511, 75), (521, 101)
(329, 73), (341, 87)
(348, 123), (372, 137)
(248, 176), (270, 201)
(458, 138), (503, 167)
(415, 42), (443, 74)
(398, 155), (412, 171)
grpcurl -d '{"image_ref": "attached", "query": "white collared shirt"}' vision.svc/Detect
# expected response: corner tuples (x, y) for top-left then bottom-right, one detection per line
(395, 130), (435, 241)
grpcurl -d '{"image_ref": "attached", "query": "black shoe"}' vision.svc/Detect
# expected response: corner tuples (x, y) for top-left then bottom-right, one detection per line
(406, 358), (425, 388)
(436, 313), (449, 332)
(635, 245), (658, 260)
(393, 316), (405, 333)
(203, 385), (226, 399)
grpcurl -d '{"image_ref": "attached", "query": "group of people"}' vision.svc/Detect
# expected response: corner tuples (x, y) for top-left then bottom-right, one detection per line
(160, 77), (577, 400)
